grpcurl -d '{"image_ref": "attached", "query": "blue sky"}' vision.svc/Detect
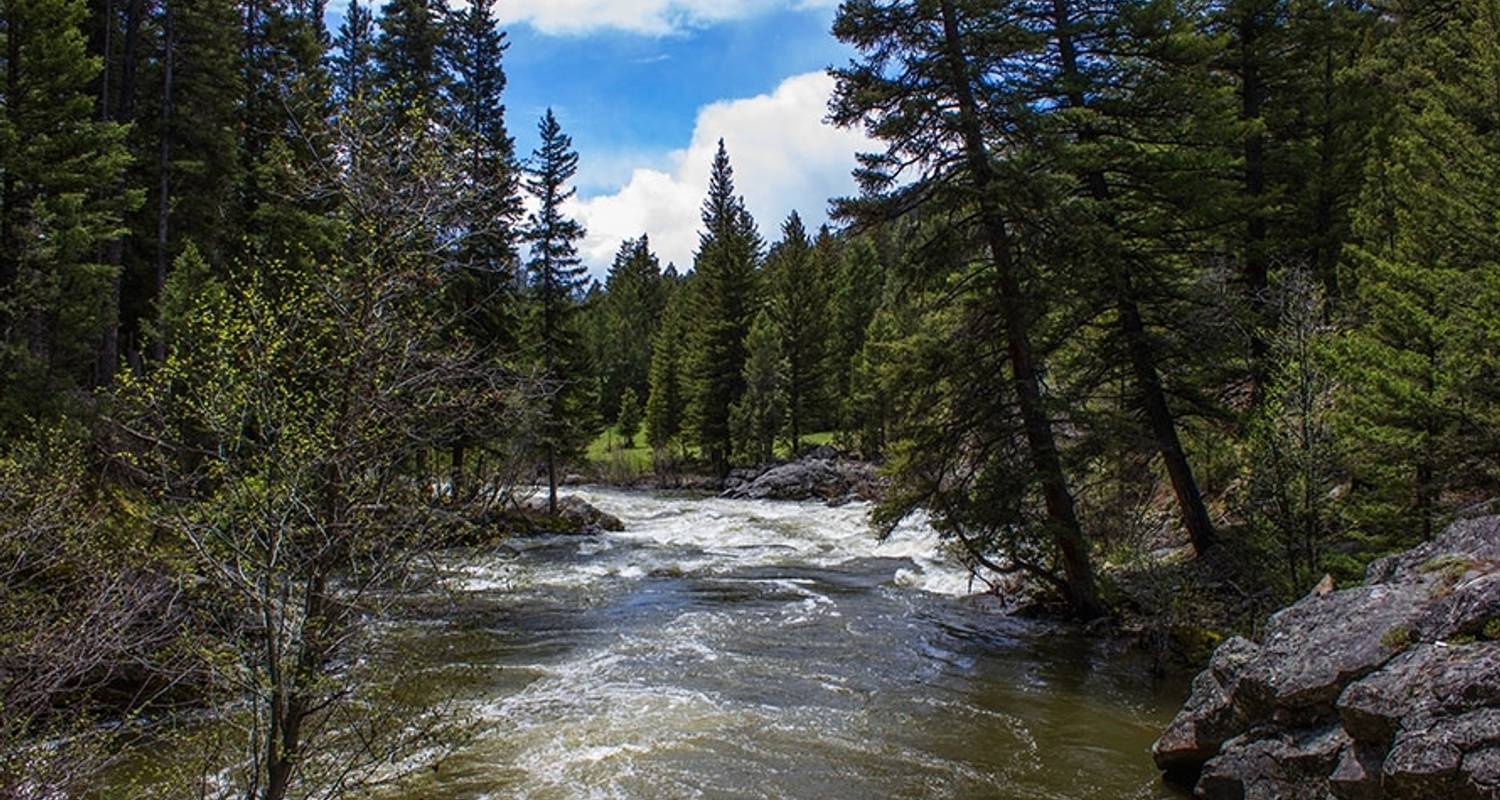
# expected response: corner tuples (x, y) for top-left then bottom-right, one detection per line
(331, 0), (873, 275)
(503, 5), (852, 199)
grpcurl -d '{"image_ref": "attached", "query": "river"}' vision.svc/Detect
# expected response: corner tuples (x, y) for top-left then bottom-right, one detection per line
(376, 488), (1185, 799)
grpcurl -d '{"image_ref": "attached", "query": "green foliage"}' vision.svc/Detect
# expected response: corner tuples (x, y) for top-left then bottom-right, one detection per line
(597, 236), (666, 420)
(685, 142), (762, 474)
(646, 284), (691, 453)
(764, 212), (829, 450)
(1381, 624), (1413, 652)
(617, 387), (643, 448)
(0, 0), (136, 433)
(730, 311), (788, 465)
(1335, 0), (1500, 546)
(523, 110), (597, 489)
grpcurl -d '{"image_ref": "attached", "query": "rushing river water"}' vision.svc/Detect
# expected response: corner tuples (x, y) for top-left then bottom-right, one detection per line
(380, 488), (1186, 800)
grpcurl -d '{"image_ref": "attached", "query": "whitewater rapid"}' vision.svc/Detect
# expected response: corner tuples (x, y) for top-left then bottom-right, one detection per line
(393, 488), (1183, 800)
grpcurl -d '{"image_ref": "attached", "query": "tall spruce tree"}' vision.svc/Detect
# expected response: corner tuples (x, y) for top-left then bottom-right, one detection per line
(831, 0), (1103, 618)
(600, 235), (665, 419)
(373, 0), (444, 120)
(0, 0), (135, 431)
(1335, 0), (1500, 546)
(731, 310), (788, 465)
(646, 282), (691, 453)
(765, 212), (828, 453)
(686, 141), (762, 475)
(330, 0), (375, 102)
(523, 110), (593, 512)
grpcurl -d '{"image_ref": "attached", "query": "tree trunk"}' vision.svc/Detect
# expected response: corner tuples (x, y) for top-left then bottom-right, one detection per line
(1048, 0), (1218, 555)
(938, 0), (1104, 620)
(94, 0), (143, 385)
(151, 0), (174, 364)
(1240, 4), (1270, 402)
(451, 442), (465, 503)
(1, 15), (21, 332)
(547, 447), (558, 515)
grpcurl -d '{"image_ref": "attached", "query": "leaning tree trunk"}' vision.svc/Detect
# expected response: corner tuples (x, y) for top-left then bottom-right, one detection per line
(1048, 0), (1218, 556)
(938, 0), (1105, 620)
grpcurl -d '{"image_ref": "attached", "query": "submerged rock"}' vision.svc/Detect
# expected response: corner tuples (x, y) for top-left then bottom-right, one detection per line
(722, 446), (882, 503)
(1154, 514), (1500, 798)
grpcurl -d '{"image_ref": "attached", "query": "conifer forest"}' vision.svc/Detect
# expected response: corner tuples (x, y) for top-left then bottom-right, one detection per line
(2, 0), (1499, 797)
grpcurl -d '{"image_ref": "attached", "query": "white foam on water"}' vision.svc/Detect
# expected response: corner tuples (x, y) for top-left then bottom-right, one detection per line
(568, 488), (977, 597)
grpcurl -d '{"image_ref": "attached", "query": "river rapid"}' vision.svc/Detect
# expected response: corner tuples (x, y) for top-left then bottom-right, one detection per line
(383, 488), (1185, 800)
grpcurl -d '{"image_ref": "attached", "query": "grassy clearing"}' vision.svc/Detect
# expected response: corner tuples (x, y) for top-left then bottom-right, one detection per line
(587, 427), (655, 474)
(584, 429), (841, 479)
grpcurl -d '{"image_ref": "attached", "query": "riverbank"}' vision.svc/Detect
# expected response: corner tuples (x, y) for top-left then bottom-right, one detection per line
(1154, 512), (1500, 798)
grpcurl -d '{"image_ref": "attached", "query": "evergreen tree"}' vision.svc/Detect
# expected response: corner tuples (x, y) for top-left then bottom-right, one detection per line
(330, 0), (375, 102)
(0, 0), (135, 432)
(731, 311), (788, 465)
(600, 235), (665, 419)
(826, 232), (882, 436)
(1335, 0), (1500, 546)
(373, 0), (444, 119)
(765, 211), (828, 453)
(646, 283), (691, 453)
(522, 110), (594, 512)
(831, 0), (1104, 618)
(617, 387), (642, 449)
(443, 0), (523, 349)
(686, 141), (762, 475)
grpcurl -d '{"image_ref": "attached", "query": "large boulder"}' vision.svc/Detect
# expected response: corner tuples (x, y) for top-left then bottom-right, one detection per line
(722, 447), (882, 503)
(1154, 514), (1500, 798)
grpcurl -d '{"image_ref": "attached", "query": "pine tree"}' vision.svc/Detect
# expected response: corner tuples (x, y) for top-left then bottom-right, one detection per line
(443, 0), (523, 348)
(826, 232), (882, 436)
(330, 0), (375, 102)
(600, 235), (665, 419)
(731, 311), (788, 465)
(523, 110), (594, 512)
(765, 211), (828, 453)
(1335, 0), (1500, 547)
(617, 387), (642, 449)
(831, 0), (1103, 618)
(646, 284), (691, 453)
(373, 0), (444, 120)
(0, 0), (136, 432)
(686, 141), (762, 475)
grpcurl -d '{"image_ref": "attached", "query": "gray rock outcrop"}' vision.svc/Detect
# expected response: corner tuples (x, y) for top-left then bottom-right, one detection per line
(1154, 515), (1500, 798)
(722, 446), (882, 503)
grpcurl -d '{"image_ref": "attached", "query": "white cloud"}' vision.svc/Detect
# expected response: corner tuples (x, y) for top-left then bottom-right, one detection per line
(566, 70), (873, 275)
(492, 0), (838, 36)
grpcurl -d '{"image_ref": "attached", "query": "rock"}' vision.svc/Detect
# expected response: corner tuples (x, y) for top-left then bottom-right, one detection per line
(722, 449), (882, 503)
(1197, 725), (1349, 800)
(1331, 743), (1386, 800)
(496, 494), (625, 535)
(1154, 636), (1260, 774)
(1153, 514), (1500, 799)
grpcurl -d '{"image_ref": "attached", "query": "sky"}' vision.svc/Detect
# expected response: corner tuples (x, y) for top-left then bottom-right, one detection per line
(432, 0), (876, 277)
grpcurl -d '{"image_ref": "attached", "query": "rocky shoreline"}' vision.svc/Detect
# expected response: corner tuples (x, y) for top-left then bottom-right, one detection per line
(1153, 514), (1500, 798)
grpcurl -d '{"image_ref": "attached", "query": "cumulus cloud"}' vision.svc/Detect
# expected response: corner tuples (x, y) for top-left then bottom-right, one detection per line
(566, 70), (874, 275)
(493, 0), (838, 36)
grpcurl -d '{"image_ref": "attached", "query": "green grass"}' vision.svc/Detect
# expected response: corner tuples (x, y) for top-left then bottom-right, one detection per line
(585, 429), (843, 478)
(800, 431), (836, 449)
(588, 427), (654, 473)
